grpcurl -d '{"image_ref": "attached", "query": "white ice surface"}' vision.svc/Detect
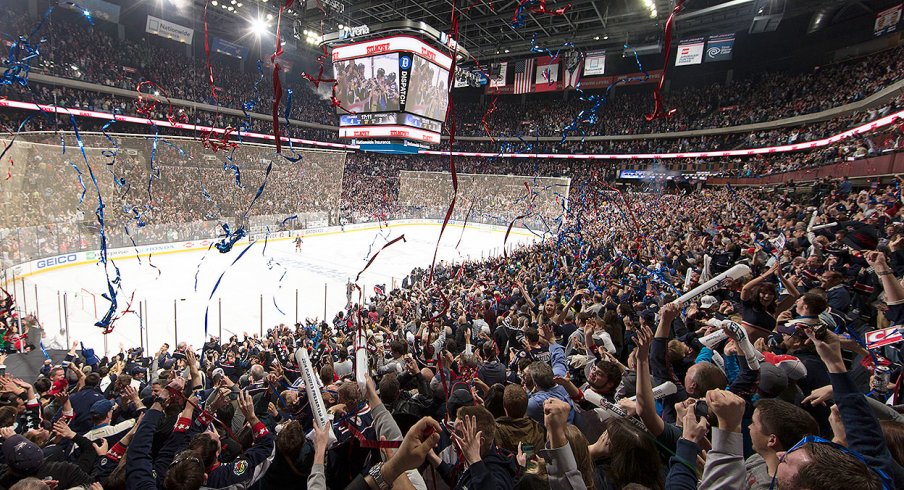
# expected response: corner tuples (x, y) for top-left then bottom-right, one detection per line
(24, 222), (537, 355)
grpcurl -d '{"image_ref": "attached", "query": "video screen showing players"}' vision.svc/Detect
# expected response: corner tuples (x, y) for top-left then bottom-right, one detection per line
(334, 53), (400, 114)
(406, 55), (449, 122)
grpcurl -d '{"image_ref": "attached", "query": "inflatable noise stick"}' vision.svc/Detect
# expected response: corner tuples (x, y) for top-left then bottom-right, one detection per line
(699, 319), (731, 349)
(717, 320), (762, 370)
(582, 389), (648, 432)
(806, 210), (819, 233)
(295, 347), (337, 445)
(672, 264), (751, 307)
(628, 381), (678, 402)
(809, 222), (838, 232)
(355, 331), (368, 395)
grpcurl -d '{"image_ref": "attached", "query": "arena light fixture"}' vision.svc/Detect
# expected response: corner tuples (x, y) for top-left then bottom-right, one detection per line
(594, 35), (599, 40)
(267, 13), (274, 20)
(251, 17), (268, 36)
(211, 0), (218, 4)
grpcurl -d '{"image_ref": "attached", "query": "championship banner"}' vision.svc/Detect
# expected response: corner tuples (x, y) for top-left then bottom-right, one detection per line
(146, 15), (193, 44)
(875, 3), (903, 36)
(675, 38), (705, 66)
(704, 34), (735, 62)
(534, 56), (559, 92)
(583, 50), (606, 76)
(212, 38), (249, 59)
(489, 62), (508, 87)
(562, 50), (583, 89)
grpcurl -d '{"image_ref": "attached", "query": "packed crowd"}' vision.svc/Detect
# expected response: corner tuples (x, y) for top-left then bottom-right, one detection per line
(3, 175), (904, 490)
(0, 4), (901, 165)
(455, 44), (904, 138)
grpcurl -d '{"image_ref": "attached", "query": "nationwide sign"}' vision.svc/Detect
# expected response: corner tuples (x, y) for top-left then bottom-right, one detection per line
(146, 15), (193, 45)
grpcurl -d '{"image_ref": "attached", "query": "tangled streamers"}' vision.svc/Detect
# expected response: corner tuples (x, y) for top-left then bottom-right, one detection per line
(70, 116), (121, 333)
(239, 60), (266, 141)
(269, 0), (296, 154)
(214, 162), (274, 253)
(481, 95), (499, 141)
(511, 0), (571, 28)
(199, 1), (238, 152)
(561, 44), (649, 142)
(645, 0), (686, 121)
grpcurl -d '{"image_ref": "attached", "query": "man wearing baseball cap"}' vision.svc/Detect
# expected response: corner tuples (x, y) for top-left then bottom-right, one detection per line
(0, 434), (94, 488)
(82, 398), (135, 447)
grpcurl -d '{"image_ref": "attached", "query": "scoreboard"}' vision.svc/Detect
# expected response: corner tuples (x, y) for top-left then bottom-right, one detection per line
(331, 34), (454, 147)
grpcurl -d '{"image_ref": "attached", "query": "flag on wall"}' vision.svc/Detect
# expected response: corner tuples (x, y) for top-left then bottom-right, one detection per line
(513, 58), (535, 94)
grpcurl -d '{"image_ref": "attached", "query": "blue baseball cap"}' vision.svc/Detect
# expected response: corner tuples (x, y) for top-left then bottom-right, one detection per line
(90, 399), (115, 416)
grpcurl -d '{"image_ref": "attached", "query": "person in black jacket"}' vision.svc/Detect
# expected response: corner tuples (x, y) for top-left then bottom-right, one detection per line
(772, 327), (904, 489)
(450, 405), (517, 490)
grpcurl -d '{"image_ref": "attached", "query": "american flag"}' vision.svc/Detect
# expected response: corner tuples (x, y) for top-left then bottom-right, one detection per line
(513, 58), (535, 94)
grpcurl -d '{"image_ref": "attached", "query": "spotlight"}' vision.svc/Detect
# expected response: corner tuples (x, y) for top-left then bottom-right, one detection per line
(504, 49), (509, 53)
(604, 35), (609, 40)
(338, 23), (344, 29)
(211, 0), (218, 4)
(227, 6), (234, 10)
(251, 17), (268, 36)
(267, 13), (274, 20)
(594, 35), (599, 40)
(230, 0), (236, 4)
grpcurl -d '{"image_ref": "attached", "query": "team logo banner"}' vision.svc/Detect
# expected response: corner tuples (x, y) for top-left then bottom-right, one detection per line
(582, 50), (606, 76)
(489, 62), (508, 87)
(704, 34), (735, 62)
(875, 3), (903, 36)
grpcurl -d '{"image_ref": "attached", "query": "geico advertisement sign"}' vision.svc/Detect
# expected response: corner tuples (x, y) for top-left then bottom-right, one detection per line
(36, 254), (79, 269)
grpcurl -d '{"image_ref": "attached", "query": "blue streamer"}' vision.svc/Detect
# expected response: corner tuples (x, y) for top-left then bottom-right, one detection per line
(281, 215), (298, 227)
(71, 115), (120, 331)
(561, 44), (649, 143)
(204, 240), (258, 336)
(282, 88), (303, 163)
(69, 162), (87, 204)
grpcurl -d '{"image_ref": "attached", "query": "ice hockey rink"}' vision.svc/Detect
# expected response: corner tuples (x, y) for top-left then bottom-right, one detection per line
(12, 221), (539, 355)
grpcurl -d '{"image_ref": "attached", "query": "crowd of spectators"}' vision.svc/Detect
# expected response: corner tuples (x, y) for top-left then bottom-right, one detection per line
(2, 176), (904, 490)
(0, 4), (902, 164)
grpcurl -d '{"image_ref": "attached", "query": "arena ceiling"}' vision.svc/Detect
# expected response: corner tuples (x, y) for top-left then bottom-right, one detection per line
(190, 0), (894, 61)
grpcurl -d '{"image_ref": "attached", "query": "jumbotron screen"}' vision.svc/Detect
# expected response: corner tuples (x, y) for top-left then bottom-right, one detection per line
(334, 53), (401, 114)
(332, 35), (452, 132)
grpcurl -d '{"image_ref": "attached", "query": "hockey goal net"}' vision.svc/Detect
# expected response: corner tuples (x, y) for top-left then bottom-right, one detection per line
(73, 288), (97, 318)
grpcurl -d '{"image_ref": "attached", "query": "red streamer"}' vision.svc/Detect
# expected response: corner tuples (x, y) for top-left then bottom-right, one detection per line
(428, 0), (462, 285)
(481, 95), (498, 142)
(199, 1), (238, 153)
(645, 0), (686, 121)
(354, 235), (407, 282)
